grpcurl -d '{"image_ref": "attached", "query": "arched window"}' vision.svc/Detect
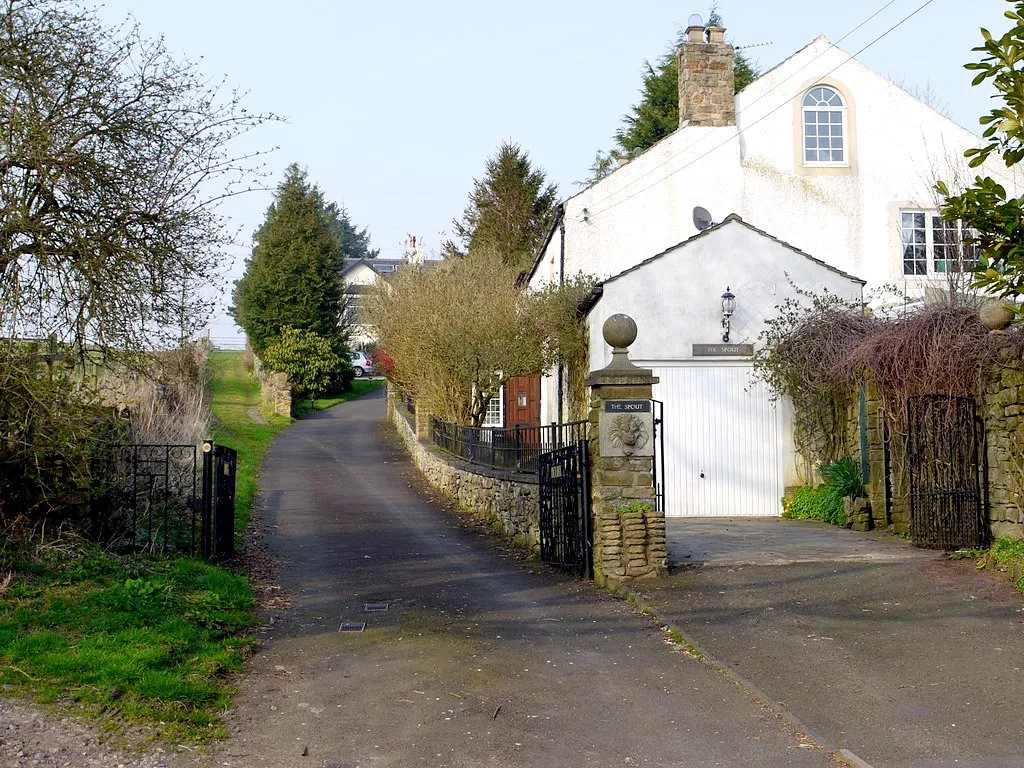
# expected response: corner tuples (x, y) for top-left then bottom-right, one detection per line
(802, 86), (847, 166)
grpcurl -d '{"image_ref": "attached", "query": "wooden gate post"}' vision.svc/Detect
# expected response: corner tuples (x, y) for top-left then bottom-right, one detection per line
(586, 314), (667, 585)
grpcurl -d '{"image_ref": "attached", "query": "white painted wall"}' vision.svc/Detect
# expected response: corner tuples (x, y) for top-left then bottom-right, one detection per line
(585, 218), (862, 370)
(579, 218), (862, 505)
(529, 37), (1022, 300)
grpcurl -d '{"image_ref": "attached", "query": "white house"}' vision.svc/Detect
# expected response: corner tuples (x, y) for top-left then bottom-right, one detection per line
(526, 23), (1016, 517)
(341, 257), (404, 348)
(582, 214), (863, 517)
(529, 26), (1019, 301)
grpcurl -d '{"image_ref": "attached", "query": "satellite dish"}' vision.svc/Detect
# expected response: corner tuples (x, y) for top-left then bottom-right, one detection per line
(693, 206), (715, 231)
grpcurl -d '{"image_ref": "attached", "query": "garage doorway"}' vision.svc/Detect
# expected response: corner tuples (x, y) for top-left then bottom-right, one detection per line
(653, 362), (785, 517)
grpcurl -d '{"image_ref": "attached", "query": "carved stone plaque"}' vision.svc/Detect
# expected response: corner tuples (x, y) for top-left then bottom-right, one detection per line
(599, 401), (654, 458)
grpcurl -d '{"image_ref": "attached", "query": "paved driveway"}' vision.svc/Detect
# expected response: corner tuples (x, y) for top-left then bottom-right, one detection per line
(636, 517), (1024, 768)
(184, 394), (835, 768)
(667, 517), (932, 567)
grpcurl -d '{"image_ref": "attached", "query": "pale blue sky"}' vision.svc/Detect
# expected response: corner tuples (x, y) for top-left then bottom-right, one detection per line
(94, 0), (1009, 343)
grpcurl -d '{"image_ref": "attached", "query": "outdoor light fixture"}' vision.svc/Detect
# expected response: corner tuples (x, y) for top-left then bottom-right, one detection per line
(721, 287), (736, 342)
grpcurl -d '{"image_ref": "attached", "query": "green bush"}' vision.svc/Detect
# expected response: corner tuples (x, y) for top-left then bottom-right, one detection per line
(820, 456), (865, 499)
(261, 328), (351, 402)
(782, 485), (845, 526)
(610, 500), (654, 515)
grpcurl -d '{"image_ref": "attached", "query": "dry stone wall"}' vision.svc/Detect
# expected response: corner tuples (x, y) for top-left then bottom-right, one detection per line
(390, 398), (541, 551)
(983, 364), (1024, 540)
(251, 351), (292, 416)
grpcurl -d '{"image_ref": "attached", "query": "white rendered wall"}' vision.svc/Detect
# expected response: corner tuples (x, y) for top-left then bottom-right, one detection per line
(529, 37), (1021, 300)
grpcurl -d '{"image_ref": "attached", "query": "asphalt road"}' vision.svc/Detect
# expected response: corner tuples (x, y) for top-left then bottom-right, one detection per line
(637, 520), (1024, 768)
(187, 389), (837, 768)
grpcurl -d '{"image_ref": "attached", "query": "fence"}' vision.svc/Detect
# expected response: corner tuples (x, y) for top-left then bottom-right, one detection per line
(430, 418), (589, 474)
(90, 441), (237, 560)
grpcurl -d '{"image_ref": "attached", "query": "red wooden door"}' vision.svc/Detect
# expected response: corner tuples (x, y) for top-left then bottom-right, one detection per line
(504, 376), (541, 427)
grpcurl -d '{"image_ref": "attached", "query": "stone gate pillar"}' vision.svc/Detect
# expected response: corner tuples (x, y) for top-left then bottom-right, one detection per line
(586, 314), (667, 585)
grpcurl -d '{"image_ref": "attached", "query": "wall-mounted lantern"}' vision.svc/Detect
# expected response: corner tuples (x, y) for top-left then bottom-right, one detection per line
(721, 287), (736, 342)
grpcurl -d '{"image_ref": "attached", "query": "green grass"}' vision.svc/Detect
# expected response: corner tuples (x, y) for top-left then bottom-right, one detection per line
(0, 543), (256, 742)
(292, 378), (383, 417)
(208, 350), (292, 534)
(953, 537), (1024, 594)
(0, 350), (304, 743)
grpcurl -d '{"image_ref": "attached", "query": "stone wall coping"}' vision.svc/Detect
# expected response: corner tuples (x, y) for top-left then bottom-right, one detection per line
(586, 371), (660, 387)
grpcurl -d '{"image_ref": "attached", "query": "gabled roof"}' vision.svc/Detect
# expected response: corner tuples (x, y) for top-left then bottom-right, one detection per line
(341, 257), (404, 276)
(578, 213), (864, 316)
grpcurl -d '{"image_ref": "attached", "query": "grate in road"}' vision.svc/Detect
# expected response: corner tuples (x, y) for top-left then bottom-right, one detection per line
(338, 622), (366, 632)
(363, 602), (390, 612)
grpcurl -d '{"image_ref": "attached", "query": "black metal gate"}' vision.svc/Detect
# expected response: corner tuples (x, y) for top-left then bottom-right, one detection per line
(92, 440), (236, 559)
(203, 443), (238, 560)
(538, 441), (591, 577)
(906, 395), (988, 549)
(652, 399), (665, 513)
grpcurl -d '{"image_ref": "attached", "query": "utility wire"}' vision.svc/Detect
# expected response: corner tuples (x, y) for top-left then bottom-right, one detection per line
(586, 0), (937, 218)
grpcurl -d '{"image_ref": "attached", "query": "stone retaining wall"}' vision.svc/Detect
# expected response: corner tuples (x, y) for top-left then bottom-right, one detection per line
(390, 397), (541, 551)
(252, 352), (292, 416)
(983, 364), (1024, 539)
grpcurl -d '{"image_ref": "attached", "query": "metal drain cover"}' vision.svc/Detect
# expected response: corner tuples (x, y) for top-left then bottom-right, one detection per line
(363, 602), (390, 612)
(339, 622), (366, 632)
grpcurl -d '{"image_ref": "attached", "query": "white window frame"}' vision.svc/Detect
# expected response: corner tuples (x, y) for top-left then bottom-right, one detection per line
(801, 86), (848, 168)
(481, 385), (504, 428)
(900, 209), (980, 277)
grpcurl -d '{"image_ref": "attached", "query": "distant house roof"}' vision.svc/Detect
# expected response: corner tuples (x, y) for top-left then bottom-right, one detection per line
(341, 257), (404, 277)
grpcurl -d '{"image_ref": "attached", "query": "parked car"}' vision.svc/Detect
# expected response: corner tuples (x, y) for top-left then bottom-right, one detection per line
(349, 350), (373, 377)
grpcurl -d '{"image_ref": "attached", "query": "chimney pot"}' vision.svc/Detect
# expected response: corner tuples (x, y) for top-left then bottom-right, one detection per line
(706, 26), (726, 44)
(685, 25), (705, 44)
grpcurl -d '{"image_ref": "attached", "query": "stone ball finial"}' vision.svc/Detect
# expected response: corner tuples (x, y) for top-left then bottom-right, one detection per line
(980, 298), (1015, 332)
(603, 314), (637, 350)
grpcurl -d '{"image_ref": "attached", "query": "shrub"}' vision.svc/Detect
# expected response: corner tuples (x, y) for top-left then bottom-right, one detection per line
(261, 328), (349, 402)
(782, 485), (845, 526)
(820, 457), (865, 499)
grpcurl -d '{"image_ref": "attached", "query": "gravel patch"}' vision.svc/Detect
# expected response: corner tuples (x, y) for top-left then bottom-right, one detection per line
(0, 699), (183, 768)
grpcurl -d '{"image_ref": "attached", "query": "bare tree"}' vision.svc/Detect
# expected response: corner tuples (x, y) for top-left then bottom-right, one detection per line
(0, 0), (277, 361)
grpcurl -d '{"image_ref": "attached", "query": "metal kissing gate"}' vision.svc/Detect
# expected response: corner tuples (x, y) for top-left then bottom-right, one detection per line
(538, 441), (592, 578)
(906, 395), (988, 550)
(92, 440), (237, 559)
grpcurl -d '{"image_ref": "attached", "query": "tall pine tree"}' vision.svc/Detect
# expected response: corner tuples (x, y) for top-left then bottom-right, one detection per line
(443, 141), (558, 272)
(232, 164), (351, 353)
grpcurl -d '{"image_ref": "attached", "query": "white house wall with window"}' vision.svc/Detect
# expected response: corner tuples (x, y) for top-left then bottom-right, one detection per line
(527, 29), (1020, 302)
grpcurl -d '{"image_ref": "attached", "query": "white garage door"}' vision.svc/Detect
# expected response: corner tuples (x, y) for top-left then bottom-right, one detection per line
(653, 363), (784, 517)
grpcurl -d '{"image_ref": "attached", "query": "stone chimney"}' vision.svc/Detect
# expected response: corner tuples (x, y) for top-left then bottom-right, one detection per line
(677, 24), (735, 127)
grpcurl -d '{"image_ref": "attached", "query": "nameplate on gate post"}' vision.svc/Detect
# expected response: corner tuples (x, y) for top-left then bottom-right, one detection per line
(599, 400), (654, 458)
(692, 343), (754, 357)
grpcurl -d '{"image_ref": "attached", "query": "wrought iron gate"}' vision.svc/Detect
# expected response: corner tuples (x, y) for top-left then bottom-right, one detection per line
(92, 440), (236, 559)
(538, 441), (591, 577)
(906, 395), (988, 549)
(652, 399), (665, 513)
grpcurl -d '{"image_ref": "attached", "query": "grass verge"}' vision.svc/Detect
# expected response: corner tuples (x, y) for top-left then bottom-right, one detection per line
(208, 349), (291, 534)
(951, 537), (1024, 594)
(292, 378), (383, 417)
(0, 541), (256, 742)
(0, 350), (294, 743)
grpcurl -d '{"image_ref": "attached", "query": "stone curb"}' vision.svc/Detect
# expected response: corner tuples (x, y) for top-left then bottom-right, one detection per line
(615, 582), (875, 768)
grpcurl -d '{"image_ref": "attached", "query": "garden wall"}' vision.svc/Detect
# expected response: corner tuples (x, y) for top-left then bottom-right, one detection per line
(251, 350), (291, 416)
(389, 395), (541, 551)
(844, 367), (1024, 540)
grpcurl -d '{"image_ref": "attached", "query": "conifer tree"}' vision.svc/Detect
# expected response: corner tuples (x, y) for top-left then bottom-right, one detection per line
(443, 142), (558, 272)
(232, 164), (350, 353)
